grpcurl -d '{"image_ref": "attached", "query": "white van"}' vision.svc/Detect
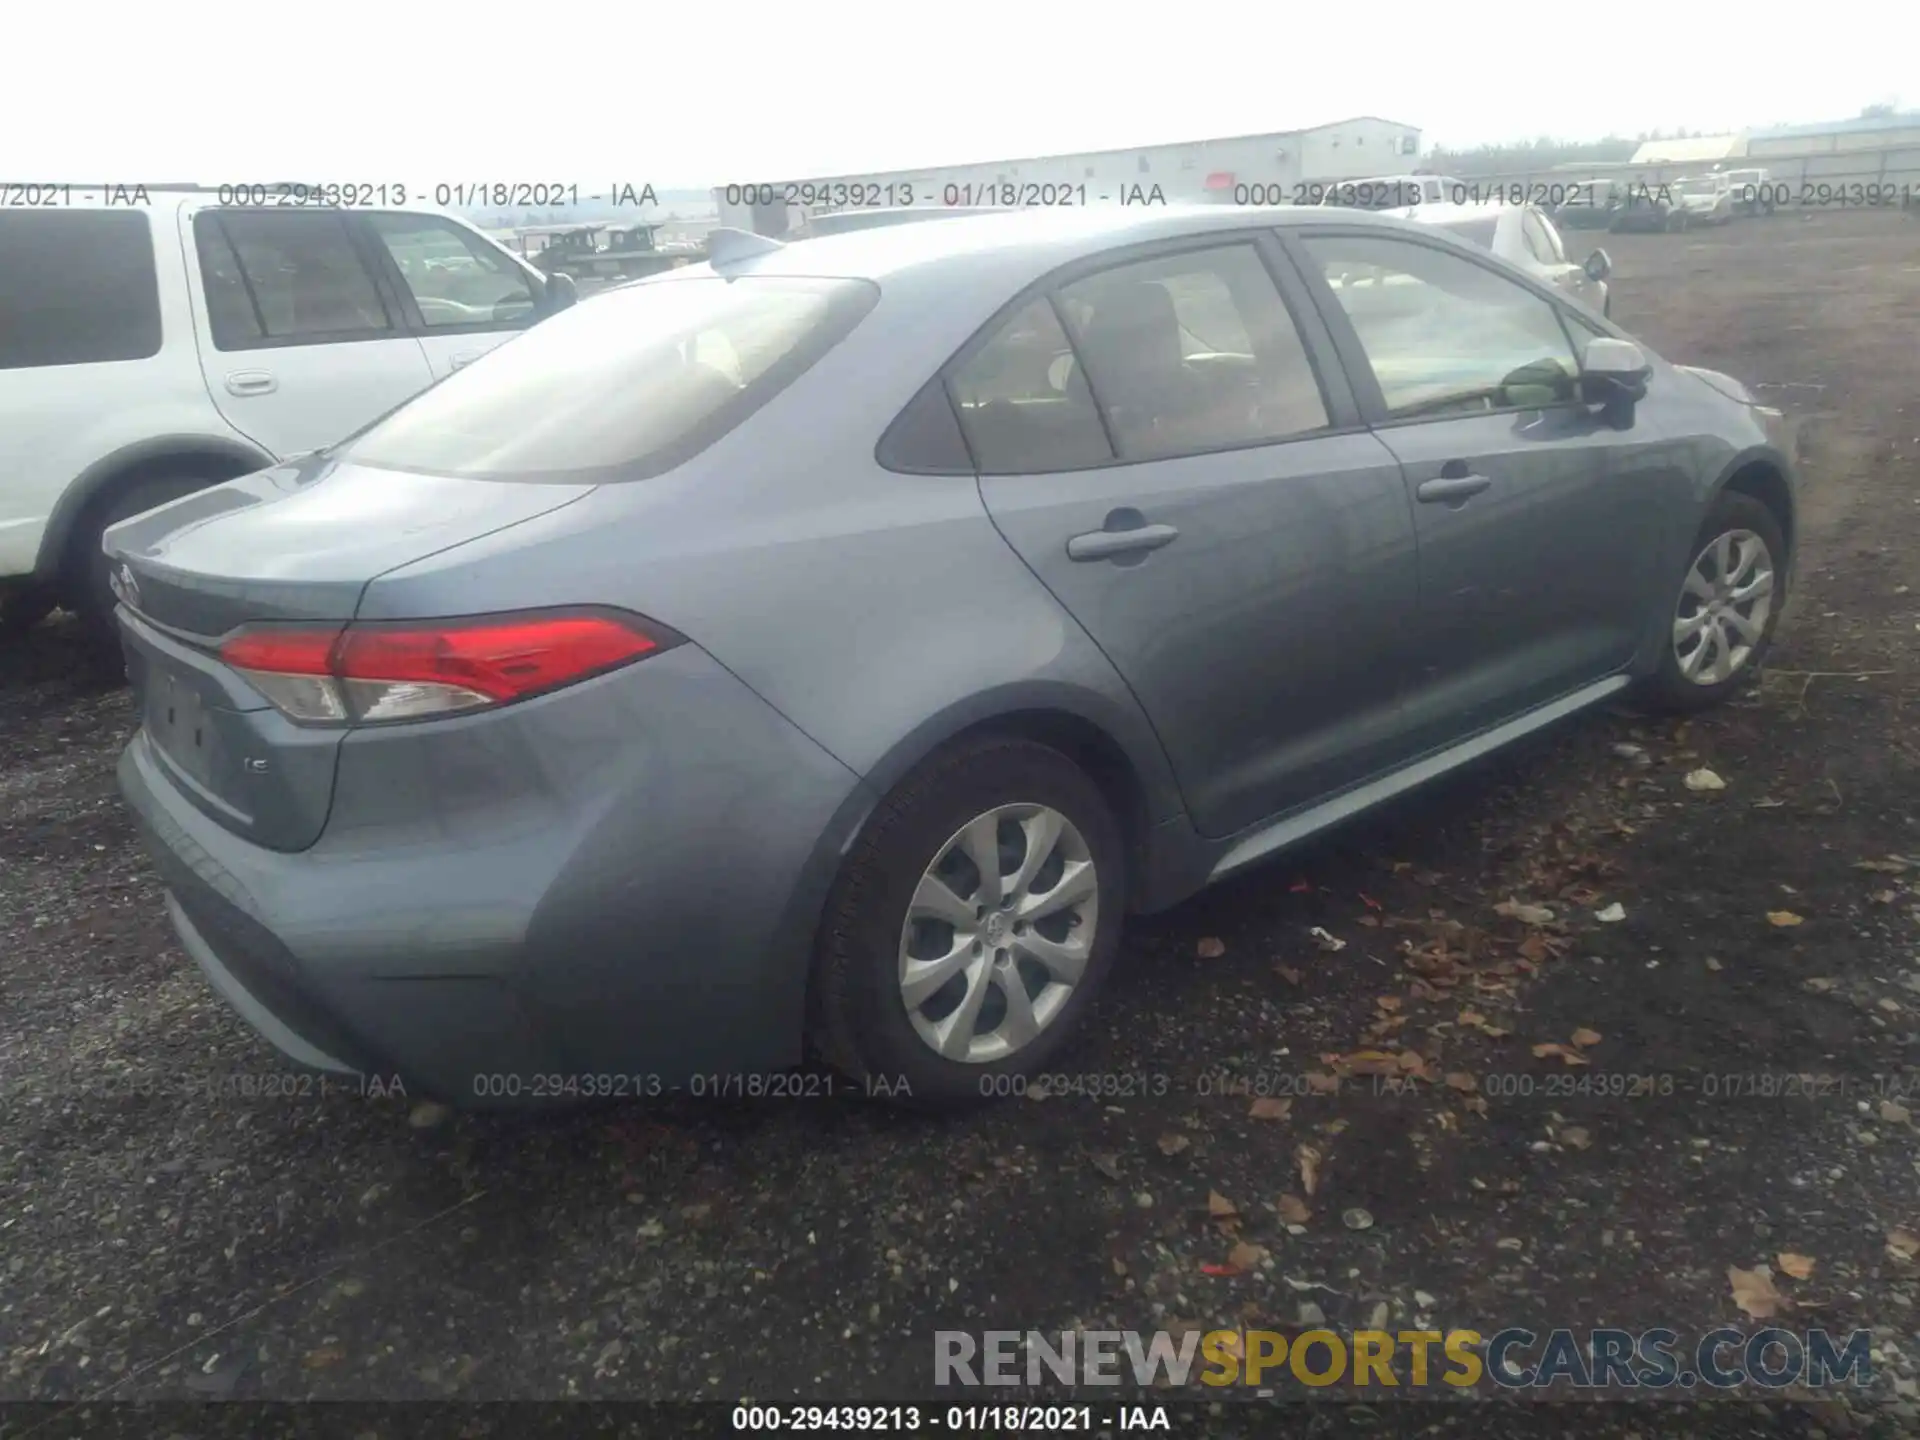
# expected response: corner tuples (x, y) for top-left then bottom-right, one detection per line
(0, 187), (575, 635)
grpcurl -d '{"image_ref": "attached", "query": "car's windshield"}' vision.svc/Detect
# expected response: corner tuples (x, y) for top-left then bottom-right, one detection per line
(343, 275), (879, 482)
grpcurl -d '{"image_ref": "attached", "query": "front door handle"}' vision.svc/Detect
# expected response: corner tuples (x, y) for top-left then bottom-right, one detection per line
(224, 370), (277, 397)
(1067, 522), (1180, 562)
(1416, 474), (1492, 504)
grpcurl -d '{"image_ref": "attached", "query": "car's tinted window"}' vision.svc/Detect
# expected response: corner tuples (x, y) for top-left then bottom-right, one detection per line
(1055, 243), (1329, 460)
(879, 376), (973, 473)
(345, 275), (879, 482)
(0, 211), (161, 370)
(949, 298), (1113, 474)
(365, 213), (537, 330)
(196, 211), (394, 349)
(1305, 234), (1580, 418)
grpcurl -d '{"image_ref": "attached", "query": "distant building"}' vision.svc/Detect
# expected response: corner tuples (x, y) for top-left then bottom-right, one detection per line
(1629, 134), (1748, 166)
(1745, 110), (1920, 157)
(713, 117), (1423, 235)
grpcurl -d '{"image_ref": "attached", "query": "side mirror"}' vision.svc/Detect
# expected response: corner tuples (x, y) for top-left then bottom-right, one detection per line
(1583, 248), (1612, 282)
(1581, 336), (1650, 422)
(539, 270), (578, 316)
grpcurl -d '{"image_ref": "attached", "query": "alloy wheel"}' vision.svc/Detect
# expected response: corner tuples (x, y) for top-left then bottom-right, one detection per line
(897, 803), (1098, 1064)
(1673, 528), (1776, 685)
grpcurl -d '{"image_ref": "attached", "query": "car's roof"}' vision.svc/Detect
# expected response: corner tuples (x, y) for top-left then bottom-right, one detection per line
(676, 203), (1455, 286)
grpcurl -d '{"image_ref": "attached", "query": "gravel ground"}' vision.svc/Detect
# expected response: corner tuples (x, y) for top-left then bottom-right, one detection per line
(3, 210), (1919, 1436)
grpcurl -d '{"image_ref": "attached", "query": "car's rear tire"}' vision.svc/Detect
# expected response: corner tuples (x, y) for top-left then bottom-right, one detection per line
(1640, 491), (1787, 712)
(72, 469), (232, 642)
(809, 736), (1126, 1110)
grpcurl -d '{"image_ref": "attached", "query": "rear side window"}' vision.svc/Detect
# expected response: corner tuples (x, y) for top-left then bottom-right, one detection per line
(344, 275), (879, 481)
(0, 211), (161, 370)
(194, 211), (395, 349)
(948, 297), (1113, 474)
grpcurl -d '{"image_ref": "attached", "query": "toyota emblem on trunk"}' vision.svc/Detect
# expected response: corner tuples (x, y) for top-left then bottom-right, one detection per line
(114, 564), (140, 610)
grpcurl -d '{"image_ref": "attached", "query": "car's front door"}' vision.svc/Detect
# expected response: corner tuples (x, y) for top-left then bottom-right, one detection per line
(962, 237), (1420, 838)
(356, 212), (542, 380)
(1289, 228), (1671, 747)
(184, 207), (437, 459)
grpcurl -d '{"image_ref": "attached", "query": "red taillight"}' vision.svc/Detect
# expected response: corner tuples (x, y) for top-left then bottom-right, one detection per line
(218, 611), (673, 725)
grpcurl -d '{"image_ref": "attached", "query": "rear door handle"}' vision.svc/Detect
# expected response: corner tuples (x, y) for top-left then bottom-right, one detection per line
(224, 370), (277, 396)
(450, 352), (485, 370)
(1067, 523), (1180, 562)
(1416, 474), (1492, 504)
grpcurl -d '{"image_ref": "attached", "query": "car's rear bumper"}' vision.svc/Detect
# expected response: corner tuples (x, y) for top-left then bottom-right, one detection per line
(117, 644), (871, 1108)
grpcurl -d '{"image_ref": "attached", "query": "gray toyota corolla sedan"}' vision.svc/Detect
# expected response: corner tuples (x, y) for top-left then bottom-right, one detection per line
(108, 204), (1796, 1110)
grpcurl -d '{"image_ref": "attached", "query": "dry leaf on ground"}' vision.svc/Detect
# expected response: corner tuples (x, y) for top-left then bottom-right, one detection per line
(1570, 1027), (1604, 1048)
(1295, 1144), (1323, 1196)
(1778, 1252), (1816, 1280)
(1532, 1043), (1592, 1067)
(1684, 768), (1727, 791)
(1495, 899), (1556, 924)
(1728, 1265), (1789, 1319)
(1277, 1194), (1311, 1225)
(1766, 911), (1805, 928)
(1888, 1229), (1920, 1261)
(1196, 937), (1227, 958)
(1207, 1190), (1239, 1219)
(1157, 1133), (1191, 1156)
(1249, 1097), (1292, 1121)
(1228, 1241), (1269, 1270)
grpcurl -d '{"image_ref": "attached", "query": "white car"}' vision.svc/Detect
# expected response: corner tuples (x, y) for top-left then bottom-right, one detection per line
(1394, 201), (1612, 317)
(1672, 175), (1736, 227)
(0, 187), (576, 635)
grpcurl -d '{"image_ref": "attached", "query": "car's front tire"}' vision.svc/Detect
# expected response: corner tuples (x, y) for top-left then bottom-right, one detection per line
(1641, 491), (1787, 712)
(810, 736), (1126, 1110)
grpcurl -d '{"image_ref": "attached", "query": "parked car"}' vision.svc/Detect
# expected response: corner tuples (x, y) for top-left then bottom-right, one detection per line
(1719, 167), (1776, 217)
(0, 189), (576, 637)
(1607, 182), (1686, 232)
(1318, 175), (1463, 210)
(1400, 201), (1611, 315)
(108, 206), (1796, 1111)
(1552, 178), (1625, 230)
(1672, 174), (1736, 227)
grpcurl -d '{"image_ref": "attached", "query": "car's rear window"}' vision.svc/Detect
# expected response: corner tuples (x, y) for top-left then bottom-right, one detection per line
(1434, 216), (1499, 251)
(0, 210), (162, 371)
(343, 275), (880, 481)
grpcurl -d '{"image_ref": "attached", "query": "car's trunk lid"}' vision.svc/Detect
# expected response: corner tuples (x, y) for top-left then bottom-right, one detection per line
(106, 455), (594, 851)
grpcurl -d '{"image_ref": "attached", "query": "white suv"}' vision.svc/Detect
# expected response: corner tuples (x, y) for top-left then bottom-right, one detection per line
(0, 188), (575, 636)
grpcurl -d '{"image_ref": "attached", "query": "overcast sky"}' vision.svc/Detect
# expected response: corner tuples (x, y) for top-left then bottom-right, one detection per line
(8, 1), (1907, 187)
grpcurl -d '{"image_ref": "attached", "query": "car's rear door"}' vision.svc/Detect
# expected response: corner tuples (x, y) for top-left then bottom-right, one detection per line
(354, 211), (544, 380)
(1284, 225), (1671, 748)
(965, 234), (1420, 838)
(183, 204), (437, 459)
